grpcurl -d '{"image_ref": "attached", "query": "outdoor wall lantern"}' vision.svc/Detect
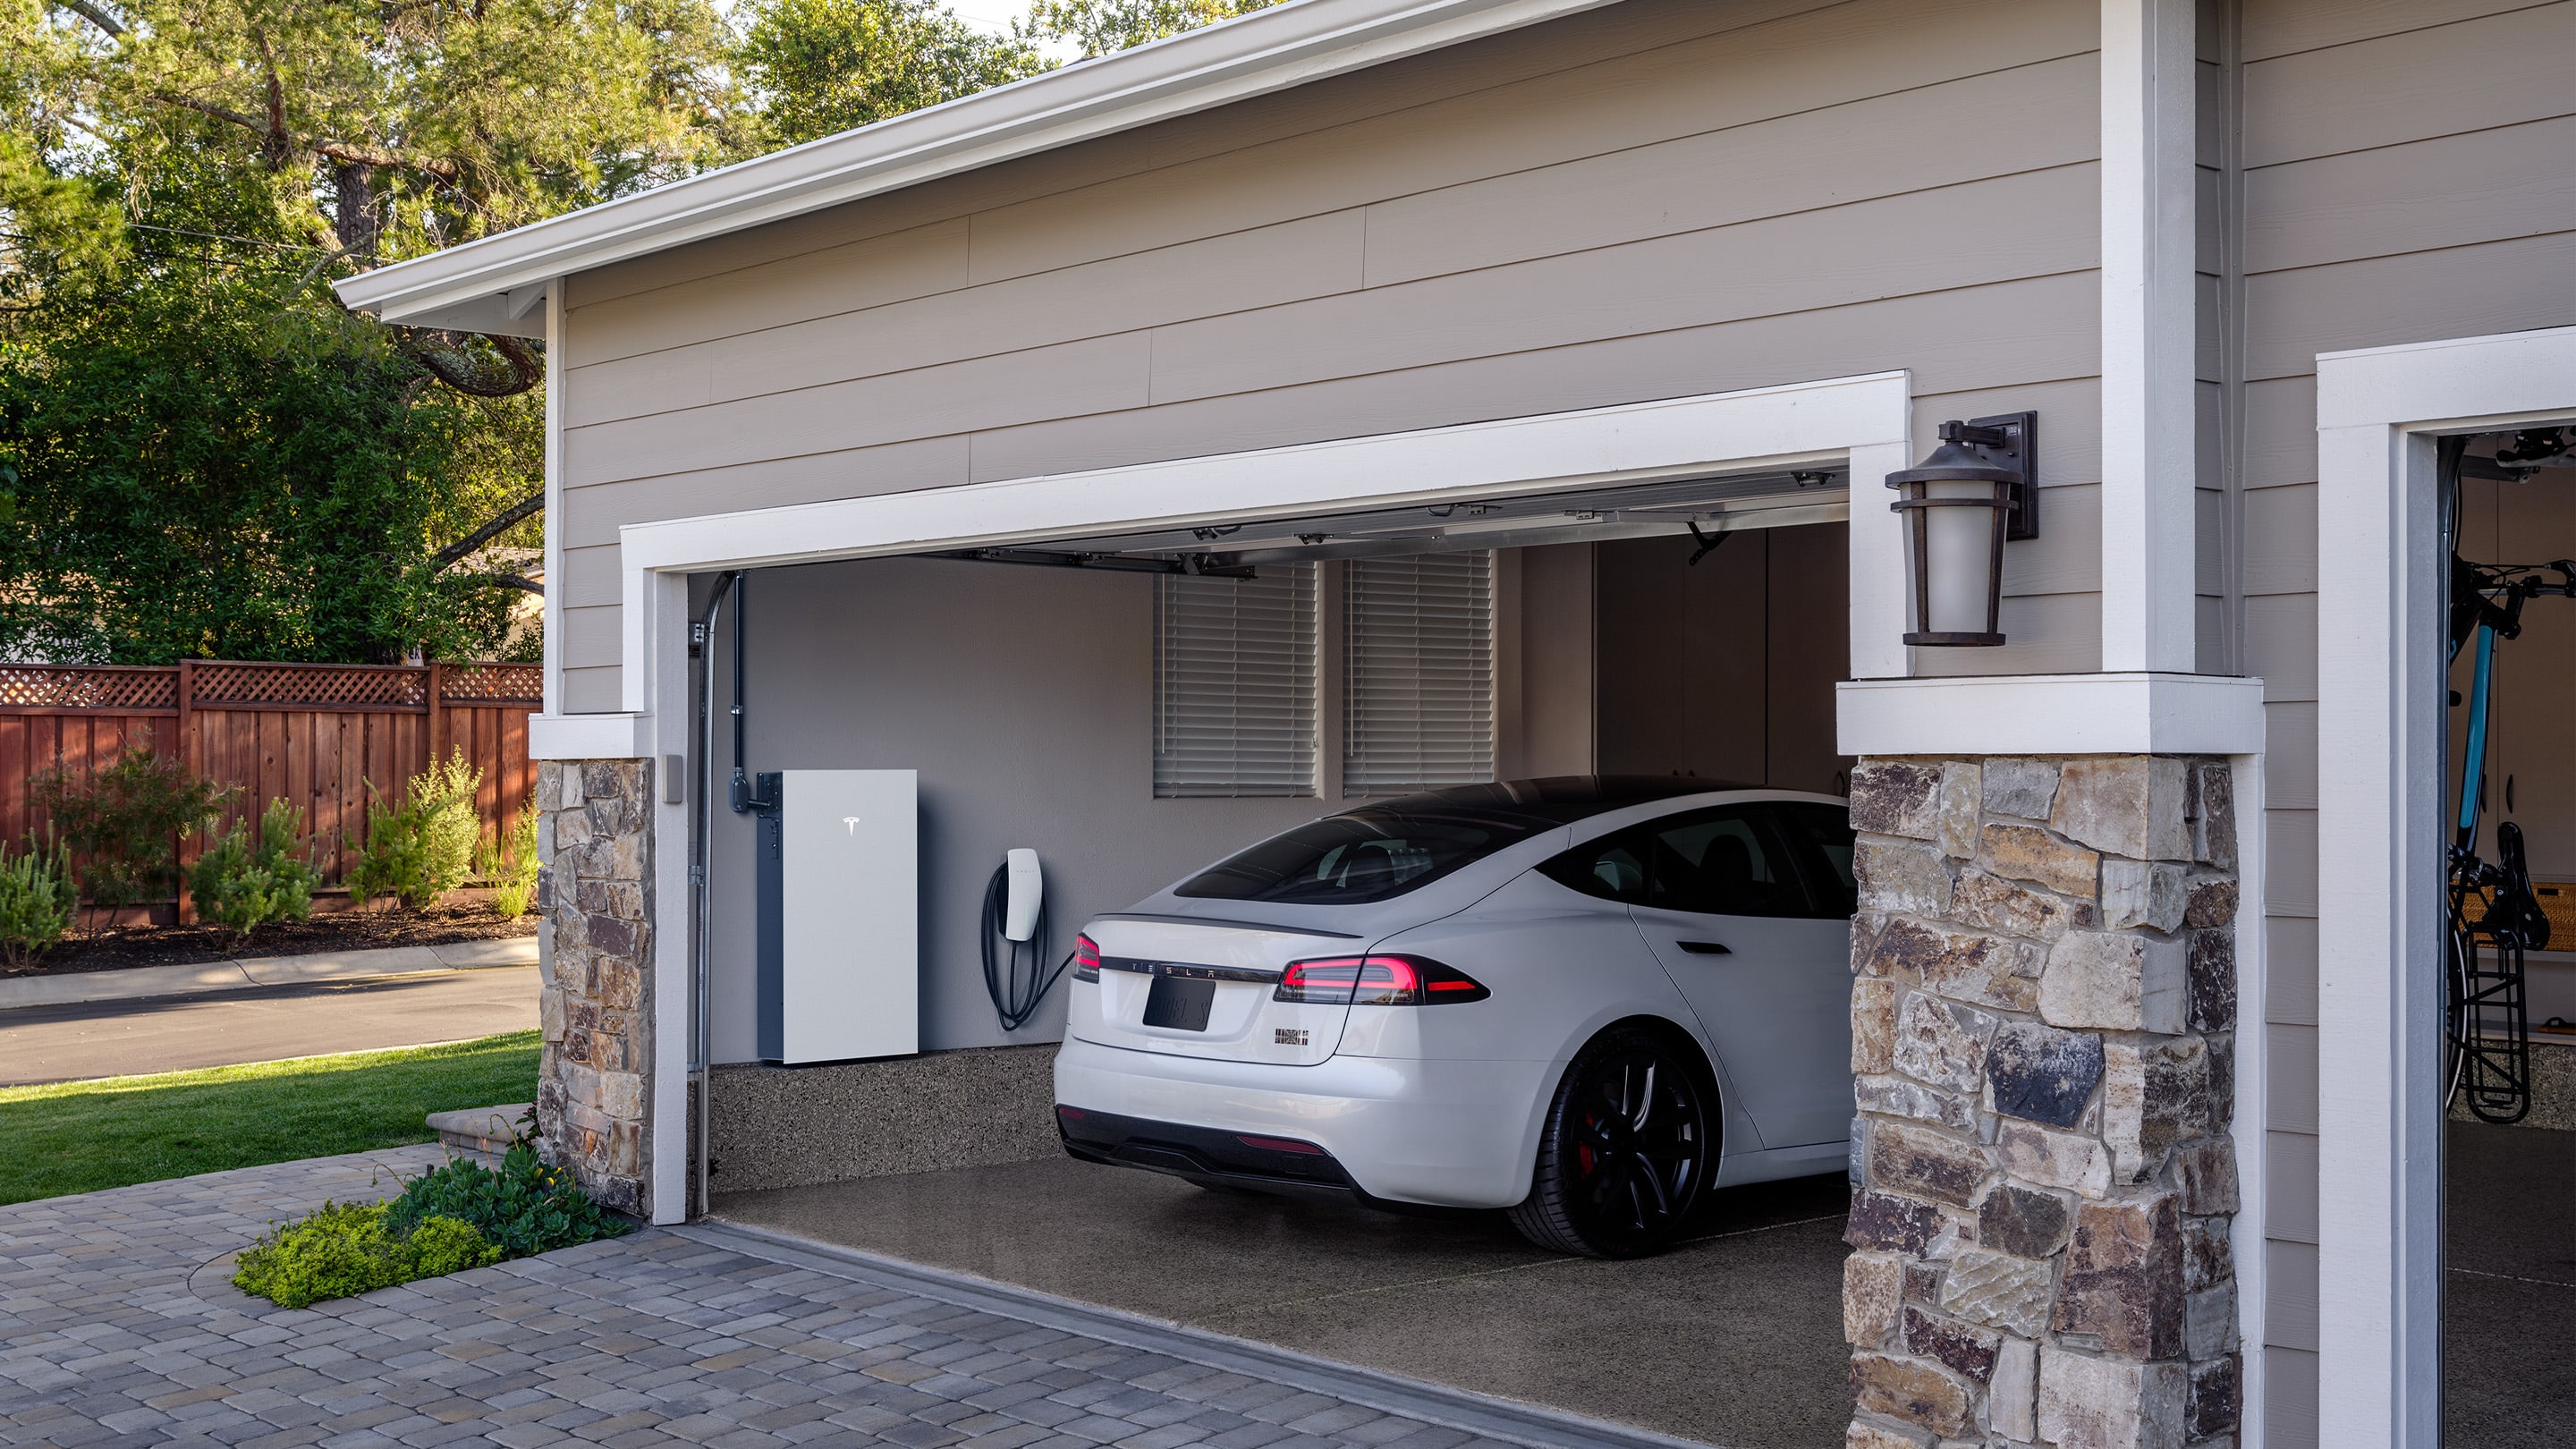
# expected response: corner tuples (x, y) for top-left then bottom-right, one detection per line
(1885, 411), (2038, 647)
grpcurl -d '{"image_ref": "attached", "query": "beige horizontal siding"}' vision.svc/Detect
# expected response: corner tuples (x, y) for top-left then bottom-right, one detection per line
(962, 271), (2104, 485)
(2243, 117), (2576, 274)
(2267, 913), (2318, 1024)
(2240, 0), (2540, 61)
(2240, 4), (2573, 166)
(2241, 233), (2576, 381)
(962, 0), (2093, 284)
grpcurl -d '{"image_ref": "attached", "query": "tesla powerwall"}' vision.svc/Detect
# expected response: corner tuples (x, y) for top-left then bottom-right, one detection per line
(754, 769), (919, 1063)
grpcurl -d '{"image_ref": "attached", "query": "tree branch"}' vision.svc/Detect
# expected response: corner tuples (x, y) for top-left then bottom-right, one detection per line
(154, 91), (270, 138)
(51, 0), (124, 35)
(399, 329), (541, 396)
(470, 572), (544, 595)
(432, 487), (545, 571)
(310, 140), (459, 182)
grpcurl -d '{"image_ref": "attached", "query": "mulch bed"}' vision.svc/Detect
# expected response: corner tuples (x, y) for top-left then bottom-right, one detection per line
(12, 904), (538, 975)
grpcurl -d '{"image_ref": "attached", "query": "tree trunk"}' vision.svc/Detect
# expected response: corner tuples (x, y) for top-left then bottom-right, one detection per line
(334, 162), (378, 268)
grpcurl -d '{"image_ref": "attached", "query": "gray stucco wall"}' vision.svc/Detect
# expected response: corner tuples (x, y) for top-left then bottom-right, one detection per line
(555, 0), (2109, 711)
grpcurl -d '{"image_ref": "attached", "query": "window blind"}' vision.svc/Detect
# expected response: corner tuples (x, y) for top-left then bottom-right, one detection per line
(1154, 564), (1318, 798)
(1343, 552), (1496, 797)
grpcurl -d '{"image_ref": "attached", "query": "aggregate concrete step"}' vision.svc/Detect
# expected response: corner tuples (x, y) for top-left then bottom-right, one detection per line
(426, 1101), (535, 1156)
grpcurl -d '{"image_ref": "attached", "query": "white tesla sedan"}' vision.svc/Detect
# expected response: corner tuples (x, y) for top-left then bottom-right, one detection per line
(1053, 777), (1856, 1258)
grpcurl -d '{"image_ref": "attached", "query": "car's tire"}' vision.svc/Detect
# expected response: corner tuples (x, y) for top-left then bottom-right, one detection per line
(1505, 1026), (1715, 1258)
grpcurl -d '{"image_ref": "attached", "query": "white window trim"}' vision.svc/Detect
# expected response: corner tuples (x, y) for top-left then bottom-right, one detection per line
(2314, 324), (2576, 1448)
(580, 372), (1911, 1224)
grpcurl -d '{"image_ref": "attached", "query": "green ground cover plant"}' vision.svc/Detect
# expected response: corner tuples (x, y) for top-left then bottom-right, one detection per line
(0, 1030), (539, 1206)
(233, 1138), (628, 1309)
(230, 1201), (501, 1309)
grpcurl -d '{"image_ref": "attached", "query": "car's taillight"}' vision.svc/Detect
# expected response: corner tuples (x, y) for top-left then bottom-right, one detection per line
(1073, 934), (1101, 982)
(1274, 954), (1487, 1005)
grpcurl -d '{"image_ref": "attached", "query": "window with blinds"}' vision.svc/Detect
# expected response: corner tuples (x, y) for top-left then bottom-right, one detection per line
(1342, 552), (1496, 797)
(1154, 564), (1318, 798)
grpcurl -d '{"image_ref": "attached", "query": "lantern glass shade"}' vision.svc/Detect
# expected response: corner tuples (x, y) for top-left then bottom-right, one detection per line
(1922, 478), (2001, 635)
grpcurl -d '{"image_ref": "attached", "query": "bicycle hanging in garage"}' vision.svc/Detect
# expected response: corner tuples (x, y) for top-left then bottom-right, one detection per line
(2439, 432), (2576, 1124)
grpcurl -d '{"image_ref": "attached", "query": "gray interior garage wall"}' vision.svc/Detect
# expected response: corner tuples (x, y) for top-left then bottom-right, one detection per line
(554, 0), (2109, 711)
(2228, 4), (2576, 1443)
(1595, 524), (1853, 792)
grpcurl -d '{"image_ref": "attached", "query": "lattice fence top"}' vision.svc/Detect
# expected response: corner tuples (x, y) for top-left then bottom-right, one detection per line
(191, 662), (429, 708)
(441, 663), (543, 704)
(0, 665), (181, 710)
(0, 660), (540, 712)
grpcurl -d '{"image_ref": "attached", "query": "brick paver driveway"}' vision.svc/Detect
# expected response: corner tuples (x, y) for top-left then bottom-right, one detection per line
(0, 1151), (1534, 1449)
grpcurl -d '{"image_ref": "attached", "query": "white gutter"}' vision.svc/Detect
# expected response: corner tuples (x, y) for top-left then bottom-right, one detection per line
(334, 0), (1622, 334)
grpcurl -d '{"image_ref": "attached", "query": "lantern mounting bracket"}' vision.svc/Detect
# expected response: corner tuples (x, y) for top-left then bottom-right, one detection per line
(1947, 411), (2039, 541)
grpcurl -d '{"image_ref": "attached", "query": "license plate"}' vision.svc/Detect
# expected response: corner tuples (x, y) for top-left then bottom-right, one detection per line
(1142, 976), (1215, 1031)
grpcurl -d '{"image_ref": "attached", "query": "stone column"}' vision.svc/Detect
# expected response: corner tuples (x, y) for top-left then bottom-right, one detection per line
(1841, 756), (2241, 1449)
(533, 758), (656, 1216)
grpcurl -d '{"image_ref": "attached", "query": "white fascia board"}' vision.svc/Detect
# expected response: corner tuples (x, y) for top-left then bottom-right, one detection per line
(529, 711), (652, 760)
(333, 0), (1621, 329)
(615, 372), (1913, 714)
(1835, 672), (2267, 758)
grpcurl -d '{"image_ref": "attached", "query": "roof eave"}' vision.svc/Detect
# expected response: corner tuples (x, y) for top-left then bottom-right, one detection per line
(335, 0), (1620, 329)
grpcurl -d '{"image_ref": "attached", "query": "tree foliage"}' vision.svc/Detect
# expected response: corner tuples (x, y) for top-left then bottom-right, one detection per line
(741, 0), (1046, 149)
(1020, 0), (1276, 58)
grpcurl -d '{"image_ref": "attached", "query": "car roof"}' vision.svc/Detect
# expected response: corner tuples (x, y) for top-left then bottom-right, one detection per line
(1337, 776), (1759, 830)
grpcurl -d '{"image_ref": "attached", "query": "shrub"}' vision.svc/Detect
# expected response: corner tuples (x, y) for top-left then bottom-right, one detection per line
(230, 1200), (500, 1310)
(383, 1142), (631, 1259)
(191, 799), (323, 937)
(351, 750), (481, 911)
(0, 835), (79, 969)
(479, 801), (541, 920)
(29, 745), (232, 911)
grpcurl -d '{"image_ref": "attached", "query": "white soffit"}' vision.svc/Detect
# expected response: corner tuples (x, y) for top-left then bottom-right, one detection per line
(333, 0), (1623, 334)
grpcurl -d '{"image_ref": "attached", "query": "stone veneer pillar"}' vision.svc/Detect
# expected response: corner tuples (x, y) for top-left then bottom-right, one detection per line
(533, 758), (656, 1216)
(1840, 756), (2241, 1449)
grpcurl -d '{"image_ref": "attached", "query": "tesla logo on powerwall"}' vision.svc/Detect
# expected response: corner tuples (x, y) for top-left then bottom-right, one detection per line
(843, 817), (862, 836)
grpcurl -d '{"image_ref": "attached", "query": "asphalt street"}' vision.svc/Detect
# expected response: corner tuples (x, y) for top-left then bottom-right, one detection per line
(0, 965), (540, 1086)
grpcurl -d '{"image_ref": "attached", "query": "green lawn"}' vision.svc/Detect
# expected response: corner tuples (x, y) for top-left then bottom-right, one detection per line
(0, 1030), (541, 1207)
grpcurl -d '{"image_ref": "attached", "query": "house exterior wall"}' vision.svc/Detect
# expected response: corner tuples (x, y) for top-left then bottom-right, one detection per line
(552, 0), (2111, 714)
(2222, 5), (2576, 1445)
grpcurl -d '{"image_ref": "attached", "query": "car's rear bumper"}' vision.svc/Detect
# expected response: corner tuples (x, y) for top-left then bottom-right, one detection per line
(1052, 1035), (1551, 1208)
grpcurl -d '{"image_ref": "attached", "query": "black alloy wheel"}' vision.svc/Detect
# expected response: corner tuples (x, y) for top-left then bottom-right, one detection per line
(1506, 1027), (1712, 1258)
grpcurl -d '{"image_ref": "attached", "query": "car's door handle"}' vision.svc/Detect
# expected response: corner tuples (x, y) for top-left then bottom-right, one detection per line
(1675, 940), (1732, 955)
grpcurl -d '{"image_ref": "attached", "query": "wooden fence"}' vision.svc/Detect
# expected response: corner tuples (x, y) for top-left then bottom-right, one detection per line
(0, 660), (543, 890)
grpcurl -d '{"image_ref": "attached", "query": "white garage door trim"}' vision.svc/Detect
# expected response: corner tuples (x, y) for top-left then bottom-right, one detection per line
(2314, 324), (2576, 1447)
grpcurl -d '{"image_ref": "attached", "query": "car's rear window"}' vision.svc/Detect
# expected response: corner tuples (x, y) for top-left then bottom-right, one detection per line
(1174, 809), (1557, 904)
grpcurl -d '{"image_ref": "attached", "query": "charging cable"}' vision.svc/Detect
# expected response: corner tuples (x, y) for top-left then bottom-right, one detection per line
(979, 864), (1072, 1032)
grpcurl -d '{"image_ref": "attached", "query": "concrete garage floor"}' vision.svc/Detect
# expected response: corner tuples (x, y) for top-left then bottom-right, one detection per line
(716, 1157), (1853, 1448)
(2447, 1123), (2576, 1448)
